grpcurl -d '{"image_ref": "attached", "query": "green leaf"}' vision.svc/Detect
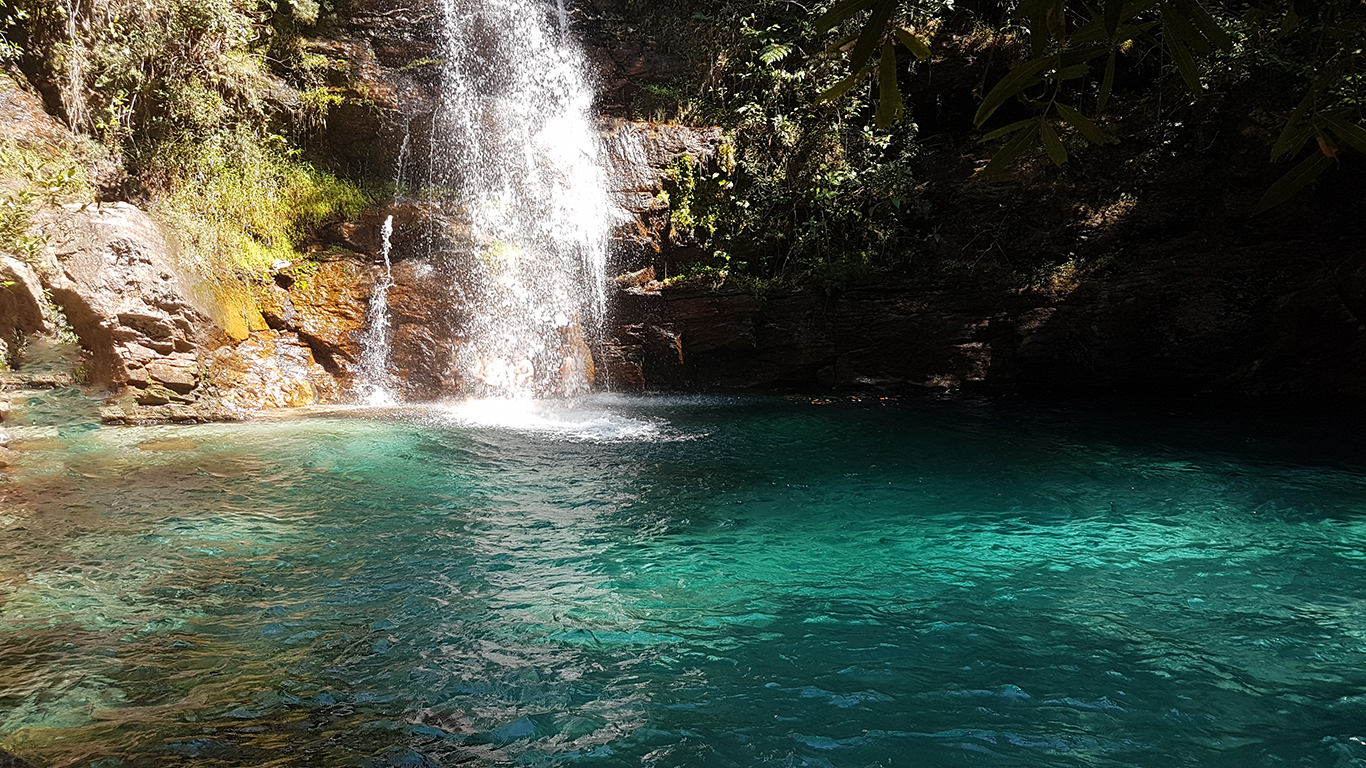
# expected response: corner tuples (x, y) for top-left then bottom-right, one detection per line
(818, 66), (873, 103)
(1161, 2), (1211, 54)
(1165, 25), (1202, 94)
(1177, 0), (1233, 51)
(893, 28), (932, 61)
(1071, 14), (1107, 44)
(1320, 113), (1366, 154)
(1056, 102), (1117, 144)
(814, 0), (877, 34)
(980, 122), (1041, 179)
(1081, 19), (1160, 45)
(875, 42), (903, 128)
(1018, 0), (1064, 56)
(760, 42), (794, 65)
(1254, 150), (1334, 214)
(1271, 90), (1315, 161)
(1105, 0), (1124, 36)
(1097, 49), (1116, 112)
(1040, 119), (1068, 166)
(849, 0), (896, 72)
(975, 56), (1054, 127)
(1054, 64), (1090, 80)
(980, 119), (1037, 141)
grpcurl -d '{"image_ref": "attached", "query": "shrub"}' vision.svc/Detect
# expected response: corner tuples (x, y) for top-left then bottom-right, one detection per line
(153, 131), (368, 276)
(1, 0), (373, 283)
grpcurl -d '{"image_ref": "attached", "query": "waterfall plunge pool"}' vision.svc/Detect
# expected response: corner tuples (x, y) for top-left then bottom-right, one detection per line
(2, 394), (1365, 767)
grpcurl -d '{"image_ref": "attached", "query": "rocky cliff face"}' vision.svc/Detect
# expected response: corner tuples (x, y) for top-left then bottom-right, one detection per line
(3, 199), (362, 422)
(4, 0), (1363, 427)
(604, 245), (1366, 398)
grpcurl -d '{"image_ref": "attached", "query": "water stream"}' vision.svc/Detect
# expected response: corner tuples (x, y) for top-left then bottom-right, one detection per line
(1, 395), (1365, 766)
(360, 215), (397, 406)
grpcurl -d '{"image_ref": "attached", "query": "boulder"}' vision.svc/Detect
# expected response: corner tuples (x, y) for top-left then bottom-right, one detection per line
(0, 254), (48, 342)
(33, 203), (214, 392)
(208, 330), (339, 412)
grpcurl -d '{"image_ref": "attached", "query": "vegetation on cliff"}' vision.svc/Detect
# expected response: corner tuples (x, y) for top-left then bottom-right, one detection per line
(595, 0), (1363, 288)
(0, 0), (369, 278)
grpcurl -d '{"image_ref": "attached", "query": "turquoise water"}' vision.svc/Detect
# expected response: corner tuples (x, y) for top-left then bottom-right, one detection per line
(2, 394), (1366, 767)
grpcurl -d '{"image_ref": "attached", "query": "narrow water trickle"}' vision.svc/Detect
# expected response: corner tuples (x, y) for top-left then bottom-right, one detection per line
(430, 0), (613, 398)
(360, 215), (396, 405)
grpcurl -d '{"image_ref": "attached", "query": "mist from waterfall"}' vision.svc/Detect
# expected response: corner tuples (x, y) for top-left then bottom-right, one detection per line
(430, 0), (613, 398)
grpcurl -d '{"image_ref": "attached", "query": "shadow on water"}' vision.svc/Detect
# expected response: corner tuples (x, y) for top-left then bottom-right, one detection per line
(2, 393), (1366, 766)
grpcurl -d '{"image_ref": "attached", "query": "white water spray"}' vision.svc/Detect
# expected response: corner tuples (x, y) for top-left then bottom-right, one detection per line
(431, 0), (613, 398)
(360, 215), (397, 405)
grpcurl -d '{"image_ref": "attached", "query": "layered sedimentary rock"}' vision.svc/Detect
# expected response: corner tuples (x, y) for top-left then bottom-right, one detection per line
(605, 244), (1366, 397)
(600, 121), (724, 272)
(258, 258), (376, 381)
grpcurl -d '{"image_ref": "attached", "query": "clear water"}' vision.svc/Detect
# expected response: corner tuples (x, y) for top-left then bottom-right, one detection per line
(2, 394), (1366, 767)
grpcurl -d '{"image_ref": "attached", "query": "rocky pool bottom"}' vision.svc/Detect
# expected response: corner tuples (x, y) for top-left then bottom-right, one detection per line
(1, 393), (1365, 767)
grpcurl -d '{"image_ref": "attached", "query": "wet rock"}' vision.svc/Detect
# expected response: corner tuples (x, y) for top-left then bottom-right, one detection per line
(296, 0), (443, 183)
(0, 370), (76, 389)
(134, 384), (189, 406)
(600, 120), (725, 274)
(0, 254), (48, 341)
(207, 330), (339, 412)
(100, 400), (245, 426)
(145, 357), (199, 394)
(608, 243), (1366, 397)
(0, 394), (9, 422)
(384, 258), (470, 400)
(33, 202), (215, 390)
(0, 748), (35, 768)
(258, 258), (378, 380)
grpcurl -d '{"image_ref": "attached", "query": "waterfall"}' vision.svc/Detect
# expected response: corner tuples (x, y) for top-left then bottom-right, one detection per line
(430, 0), (612, 398)
(360, 215), (396, 405)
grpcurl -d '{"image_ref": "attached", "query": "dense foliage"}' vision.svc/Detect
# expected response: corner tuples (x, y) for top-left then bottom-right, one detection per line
(0, 0), (369, 277)
(816, 0), (1366, 210)
(601, 0), (930, 284)
(599, 0), (1363, 286)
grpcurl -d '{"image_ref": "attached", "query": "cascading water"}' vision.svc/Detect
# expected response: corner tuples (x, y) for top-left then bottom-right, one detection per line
(429, 0), (613, 398)
(360, 215), (396, 405)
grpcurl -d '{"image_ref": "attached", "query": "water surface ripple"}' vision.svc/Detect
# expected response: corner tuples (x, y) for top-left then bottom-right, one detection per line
(2, 395), (1366, 767)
